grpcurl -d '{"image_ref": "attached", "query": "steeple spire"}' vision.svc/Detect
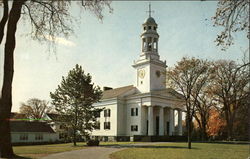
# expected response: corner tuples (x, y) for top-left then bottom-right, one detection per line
(146, 3), (154, 17)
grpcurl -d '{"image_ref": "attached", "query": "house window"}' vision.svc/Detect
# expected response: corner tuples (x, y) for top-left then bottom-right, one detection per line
(104, 109), (111, 117)
(104, 122), (111, 130)
(35, 134), (43, 140)
(131, 125), (138, 131)
(131, 108), (138, 116)
(19, 134), (28, 140)
(95, 121), (100, 130)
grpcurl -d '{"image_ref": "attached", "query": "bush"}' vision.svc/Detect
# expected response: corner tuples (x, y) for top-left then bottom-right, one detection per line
(87, 140), (99, 146)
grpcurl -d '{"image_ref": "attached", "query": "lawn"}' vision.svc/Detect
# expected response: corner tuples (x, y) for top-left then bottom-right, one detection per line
(14, 142), (135, 158)
(110, 142), (250, 159)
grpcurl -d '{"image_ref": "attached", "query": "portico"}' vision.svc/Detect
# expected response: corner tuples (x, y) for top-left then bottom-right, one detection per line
(145, 105), (183, 136)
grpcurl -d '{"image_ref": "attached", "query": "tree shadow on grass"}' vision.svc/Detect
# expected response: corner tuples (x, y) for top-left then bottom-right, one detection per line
(99, 144), (199, 150)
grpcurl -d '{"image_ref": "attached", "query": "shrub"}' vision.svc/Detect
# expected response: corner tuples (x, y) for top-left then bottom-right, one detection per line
(87, 140), (99, 146)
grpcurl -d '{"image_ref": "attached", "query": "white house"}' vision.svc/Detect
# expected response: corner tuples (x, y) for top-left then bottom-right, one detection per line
(10, 120), (59, 144)
(91, 11), (185, 141)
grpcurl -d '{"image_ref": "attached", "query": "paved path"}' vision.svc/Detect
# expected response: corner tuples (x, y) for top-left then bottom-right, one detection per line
(40, 142), (164, 159)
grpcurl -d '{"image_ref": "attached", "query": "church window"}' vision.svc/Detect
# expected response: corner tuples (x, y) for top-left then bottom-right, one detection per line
(104, 109), (111, 117)
(153, 38), (157, 50)
(141, 81), (143, 84)
(104, 122), (111, 130)
(131, 108), (138, 116)
(154, 26), (156, 30)
(148, 26), (151, 30)
(94, 111), (101, 118)
(95, 121), (100, 130)
(144, 26), (146, 30)
(131, 125), (138, 131)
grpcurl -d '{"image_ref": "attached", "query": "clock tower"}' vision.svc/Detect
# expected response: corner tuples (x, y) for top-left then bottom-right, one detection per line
(132, 4), (167, 93)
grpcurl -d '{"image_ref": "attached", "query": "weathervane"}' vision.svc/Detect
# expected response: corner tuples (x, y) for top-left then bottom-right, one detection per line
(146, 2), (154, 17)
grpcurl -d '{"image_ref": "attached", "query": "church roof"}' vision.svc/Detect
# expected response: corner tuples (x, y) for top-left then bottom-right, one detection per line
(10, 121), (55, 133)
(101, 85), (135, 99)
(144, 17), (157, 25)
(152, 88), (185, 100)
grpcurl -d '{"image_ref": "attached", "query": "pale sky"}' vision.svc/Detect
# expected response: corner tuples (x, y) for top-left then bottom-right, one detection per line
(0, 1), (248, 112)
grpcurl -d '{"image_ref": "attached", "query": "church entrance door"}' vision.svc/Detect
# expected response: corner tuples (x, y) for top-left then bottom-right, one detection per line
(156, 116), (159, 135)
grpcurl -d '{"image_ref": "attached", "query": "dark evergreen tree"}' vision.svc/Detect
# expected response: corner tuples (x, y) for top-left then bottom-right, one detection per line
(50, 64), (102, 146)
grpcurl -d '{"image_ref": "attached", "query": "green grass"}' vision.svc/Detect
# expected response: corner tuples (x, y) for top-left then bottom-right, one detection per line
(110, 142), (250, 159)
(14, 142), (135, 158)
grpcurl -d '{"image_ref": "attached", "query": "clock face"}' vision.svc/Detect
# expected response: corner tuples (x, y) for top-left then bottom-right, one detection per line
(156, 70), (161, 77)
(138, 69), (145, 79)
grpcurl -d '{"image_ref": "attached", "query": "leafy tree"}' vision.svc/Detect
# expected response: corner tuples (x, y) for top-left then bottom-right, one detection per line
(50, 64), (102, 146)
(19, 98), (52, 119)
(167, 57), (212, 149)
(211, 60), (250, 140)
(213, 0), (249, 50)
(0, 0), (111, 157)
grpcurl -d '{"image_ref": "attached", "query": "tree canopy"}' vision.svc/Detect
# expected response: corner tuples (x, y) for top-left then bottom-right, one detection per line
(19, 98), (52, 119)
(213, 0), (249, 50)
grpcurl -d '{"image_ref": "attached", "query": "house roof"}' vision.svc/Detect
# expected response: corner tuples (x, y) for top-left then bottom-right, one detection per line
(46, 113), (60, 121)
(101, 85), (135, 99)
(10, 121), (55, 133)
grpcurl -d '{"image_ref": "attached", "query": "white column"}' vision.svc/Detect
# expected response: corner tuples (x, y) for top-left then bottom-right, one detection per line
(178, 110), (183, 136)
(148, 106), (154, 136)
(159, 107), (164, 136)
(169, 108), (174, 136)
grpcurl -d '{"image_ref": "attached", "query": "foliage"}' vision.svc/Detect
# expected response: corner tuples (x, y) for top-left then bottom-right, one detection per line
(207, 108), (226, 138)
(50, 64), (102, 146)
(19, 98), (52, 119)
(86, 140), (99, 146)
(213, 0), (249, 50)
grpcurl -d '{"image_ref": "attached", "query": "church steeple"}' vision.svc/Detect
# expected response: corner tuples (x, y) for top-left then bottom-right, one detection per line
(140, 4), (159, 60)
(132, 4), (167, 93)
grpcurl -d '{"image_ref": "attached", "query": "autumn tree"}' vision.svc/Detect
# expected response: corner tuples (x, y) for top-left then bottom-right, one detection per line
(50, 64), (102, 146)
(213, 0), (249, 50)
(19, 98), (52, 119)
(167, 57), (212, 149)
(0, 0), (112, 157)
(207, 107), (226, 138)
(211, 60), (250, 140)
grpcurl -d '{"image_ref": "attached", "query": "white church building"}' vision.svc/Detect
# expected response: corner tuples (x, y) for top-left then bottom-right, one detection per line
(91, 10), (185, 141)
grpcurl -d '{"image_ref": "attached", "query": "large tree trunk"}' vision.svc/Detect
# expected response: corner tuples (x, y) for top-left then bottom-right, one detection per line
(187, 111), (192, 149)
(225, 109), (233, 140)
(0, 0), (23, 157)
(0, 0), (8, 44)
